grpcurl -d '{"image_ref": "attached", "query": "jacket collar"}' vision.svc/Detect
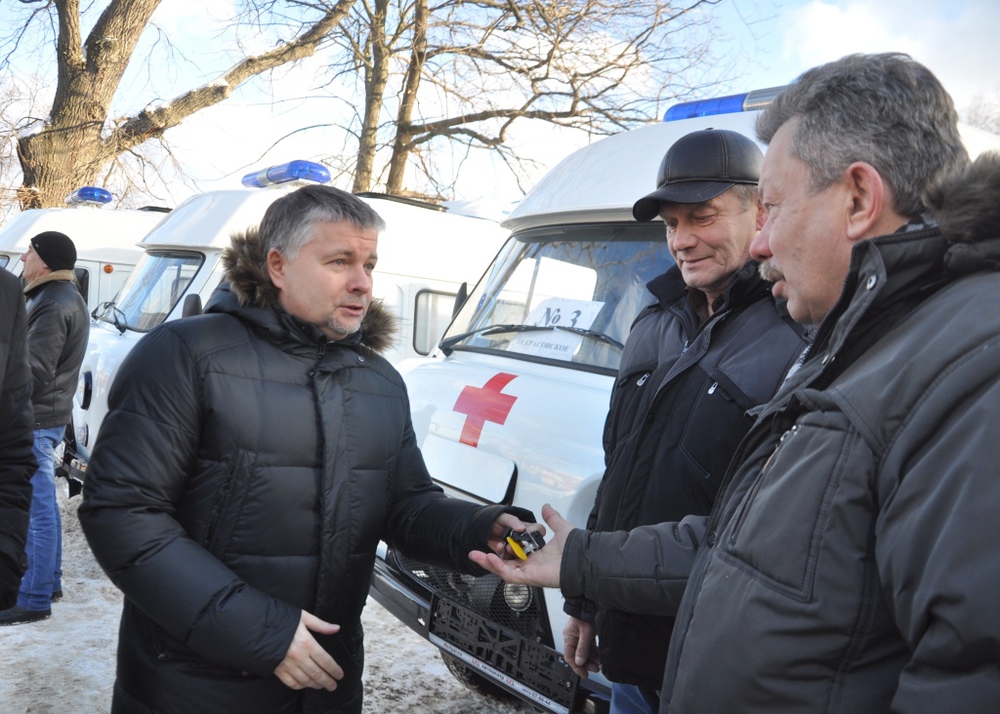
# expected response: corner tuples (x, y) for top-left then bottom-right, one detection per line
(646, 259), (772, 316)
(781, 152), (1000, 393)
(24, 269), (76, 295)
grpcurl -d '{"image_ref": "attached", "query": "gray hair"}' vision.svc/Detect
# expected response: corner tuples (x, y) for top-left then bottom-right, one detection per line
(258, 184), (386, 260)
(755, 53), (969, 219)
(727, 183), (759, 211)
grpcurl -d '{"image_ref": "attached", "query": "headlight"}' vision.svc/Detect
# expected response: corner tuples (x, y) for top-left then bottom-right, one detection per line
(502, 582), (533, 612)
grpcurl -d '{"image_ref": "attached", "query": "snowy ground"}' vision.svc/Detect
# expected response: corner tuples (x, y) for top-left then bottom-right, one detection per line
(0, 484), (533, 713)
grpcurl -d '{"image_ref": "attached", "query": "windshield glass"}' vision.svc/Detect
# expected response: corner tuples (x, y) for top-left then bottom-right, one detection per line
(99, 250), (203, 331)
(0, 255), (9, 269)
(443, 222), (674, 374)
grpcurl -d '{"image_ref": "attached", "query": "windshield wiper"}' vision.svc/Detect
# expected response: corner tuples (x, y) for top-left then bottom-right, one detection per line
(554, 325), (624, 351)
(440, 323), (623, 356)
(440, 324), (554, 355)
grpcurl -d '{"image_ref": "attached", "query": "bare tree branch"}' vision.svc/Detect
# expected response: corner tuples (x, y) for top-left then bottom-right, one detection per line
(324, 0), (738, 198)
(9, 0), (357, 207)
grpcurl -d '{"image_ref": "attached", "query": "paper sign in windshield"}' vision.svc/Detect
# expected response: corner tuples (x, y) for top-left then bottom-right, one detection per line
(508, 298), (604, 361)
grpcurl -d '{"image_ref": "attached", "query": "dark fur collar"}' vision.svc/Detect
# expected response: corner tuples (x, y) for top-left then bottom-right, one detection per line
(929, 151), (1000, 274)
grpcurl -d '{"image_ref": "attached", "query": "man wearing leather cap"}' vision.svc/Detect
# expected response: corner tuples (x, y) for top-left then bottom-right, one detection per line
(558, 129), (805, 713)
(0, 231), (88, 625)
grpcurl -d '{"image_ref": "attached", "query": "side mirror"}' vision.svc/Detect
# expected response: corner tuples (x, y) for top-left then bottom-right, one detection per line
(452, 282), (468, 318)
(181, 293), (203, 318)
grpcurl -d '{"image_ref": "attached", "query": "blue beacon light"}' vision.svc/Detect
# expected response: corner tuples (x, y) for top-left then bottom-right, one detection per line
(65, 186), (113, 206)
(663, 86), (786, 122)
(241, 160), (332, 188)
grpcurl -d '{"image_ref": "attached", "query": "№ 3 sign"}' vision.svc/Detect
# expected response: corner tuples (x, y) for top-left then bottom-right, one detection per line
(508, 297), (604, 361)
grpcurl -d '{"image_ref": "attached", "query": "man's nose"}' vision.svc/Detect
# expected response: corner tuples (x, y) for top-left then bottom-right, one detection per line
(348, 266), (373, 292)
(670, 224), (697, 251)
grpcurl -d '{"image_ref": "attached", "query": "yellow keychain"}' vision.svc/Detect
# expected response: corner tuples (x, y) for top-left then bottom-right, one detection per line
(504, 528), (546, 560)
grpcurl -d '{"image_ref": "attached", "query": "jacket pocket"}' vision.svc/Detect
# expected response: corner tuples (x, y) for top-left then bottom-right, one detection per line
(719, 410), (876, 600)
(204, 449), (258, 557)
(679, 371), (755, 486)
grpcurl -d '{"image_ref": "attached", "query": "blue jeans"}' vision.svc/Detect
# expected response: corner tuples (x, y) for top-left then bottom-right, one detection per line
(611, 683), (661, 714)
(17, 426), (65, 611)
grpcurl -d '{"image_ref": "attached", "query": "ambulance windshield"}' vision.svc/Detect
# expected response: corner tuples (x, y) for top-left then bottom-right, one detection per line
(442, 222), (673, 374)
(97, 250), (203, 331)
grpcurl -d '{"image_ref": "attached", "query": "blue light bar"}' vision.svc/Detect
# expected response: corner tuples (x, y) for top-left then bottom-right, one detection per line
(665, 93), (747, 121)
(241, 160), (331, 188)
(65, 186), (113, 206)
(663, 86), (787, 122)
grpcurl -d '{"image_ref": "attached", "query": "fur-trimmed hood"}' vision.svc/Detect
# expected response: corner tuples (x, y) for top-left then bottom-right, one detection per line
(930, 150), (1000, 275)
(214, 226), (397, 355)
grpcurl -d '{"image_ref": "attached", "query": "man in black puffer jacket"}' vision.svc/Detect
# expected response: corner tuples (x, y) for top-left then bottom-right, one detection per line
(0, 268), (36, 611)
(0, 231), (88, 626)
(79, 186), (536, 714)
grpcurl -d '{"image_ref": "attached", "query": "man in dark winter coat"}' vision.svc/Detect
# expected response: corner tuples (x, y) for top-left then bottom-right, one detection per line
(0, 231), (88, 626)
(474, 53), (1000, 712)
(79, 185), (537, 714)
(0, 268), (36, 611)
(561, 129), (804, 713)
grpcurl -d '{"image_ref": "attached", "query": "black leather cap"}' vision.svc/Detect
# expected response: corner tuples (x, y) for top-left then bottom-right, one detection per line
(632, 129), (763, 221)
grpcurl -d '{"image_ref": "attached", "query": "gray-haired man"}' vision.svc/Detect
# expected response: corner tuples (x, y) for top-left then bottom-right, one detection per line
(474, 53), (1000, 712)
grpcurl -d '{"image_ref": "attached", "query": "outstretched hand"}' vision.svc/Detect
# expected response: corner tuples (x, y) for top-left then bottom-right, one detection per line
(471, 504), (574, 588)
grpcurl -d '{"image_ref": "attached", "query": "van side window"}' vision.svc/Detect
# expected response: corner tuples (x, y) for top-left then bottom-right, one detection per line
(74, 267), (90, 303)
(414, 289), (457, 355)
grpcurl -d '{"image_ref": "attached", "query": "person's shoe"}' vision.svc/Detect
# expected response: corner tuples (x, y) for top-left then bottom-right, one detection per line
(51, 589), (63, 602)
(0, 605), (51, 626)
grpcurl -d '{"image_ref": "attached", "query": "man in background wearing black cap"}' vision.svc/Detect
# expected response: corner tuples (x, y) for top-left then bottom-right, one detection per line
(554, 129), (805, 713)
(0, 231), (88, 625)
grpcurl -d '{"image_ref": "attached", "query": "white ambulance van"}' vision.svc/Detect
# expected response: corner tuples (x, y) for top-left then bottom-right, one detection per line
(367, 92), (1000, 714)
(0, 186), (168, 314)
(66, 160), (510, 487)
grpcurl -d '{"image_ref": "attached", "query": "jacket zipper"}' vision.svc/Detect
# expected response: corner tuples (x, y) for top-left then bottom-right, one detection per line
(726, 425), (799, 546)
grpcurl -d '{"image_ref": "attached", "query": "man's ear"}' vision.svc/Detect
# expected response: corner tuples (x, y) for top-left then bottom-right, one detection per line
(266, 248), (286, 291)
(843, 162), (885, 243)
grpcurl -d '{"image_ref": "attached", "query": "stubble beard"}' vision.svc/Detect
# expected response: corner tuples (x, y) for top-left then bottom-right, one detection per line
(325, 301), (369, 339)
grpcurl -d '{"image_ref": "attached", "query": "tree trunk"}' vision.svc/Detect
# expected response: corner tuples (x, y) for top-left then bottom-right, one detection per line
(17, 0), (163, 207)
(385, 0), (427, 194)
(16, 0), (356, 208)
(352, 0), (391, 193)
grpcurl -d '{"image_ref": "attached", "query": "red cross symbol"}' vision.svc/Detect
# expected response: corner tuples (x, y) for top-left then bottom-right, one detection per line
(453, 373), (518, 447)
